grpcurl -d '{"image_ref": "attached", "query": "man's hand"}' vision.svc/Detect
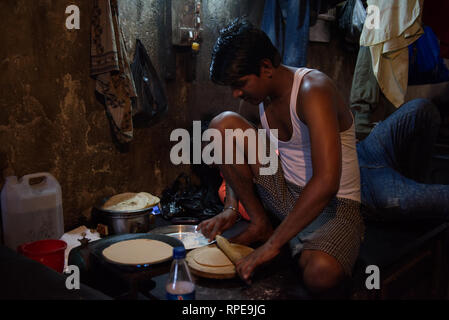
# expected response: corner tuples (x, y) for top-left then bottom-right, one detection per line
(197, 208), (239, 242)
(235, 242), (280, 284)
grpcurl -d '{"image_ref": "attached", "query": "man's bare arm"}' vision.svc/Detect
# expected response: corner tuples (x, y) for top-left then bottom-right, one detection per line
(265, 72), (342, 251)
(224, 181), (239, 208)
(198, 179), (241, 241)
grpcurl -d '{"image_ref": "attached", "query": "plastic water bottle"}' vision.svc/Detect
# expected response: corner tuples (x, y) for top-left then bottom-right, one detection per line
(166, 246), (195, 300)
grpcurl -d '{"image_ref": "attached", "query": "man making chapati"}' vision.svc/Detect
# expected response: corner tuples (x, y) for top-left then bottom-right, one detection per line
(197, 17), (364, 295)
(197, 14), (449, 296)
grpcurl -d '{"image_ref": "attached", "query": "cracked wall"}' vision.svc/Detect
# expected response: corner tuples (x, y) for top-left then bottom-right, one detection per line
(0, 0), (265, 232)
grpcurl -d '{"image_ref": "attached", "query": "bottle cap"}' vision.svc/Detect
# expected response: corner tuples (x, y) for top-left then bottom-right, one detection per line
(191, 42), (200, 52)
(173, 246), (186, 259)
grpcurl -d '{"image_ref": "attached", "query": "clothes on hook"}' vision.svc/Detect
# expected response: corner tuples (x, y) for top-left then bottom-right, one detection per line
(91, 0), (137, 144)
(261, 0), (310, 67)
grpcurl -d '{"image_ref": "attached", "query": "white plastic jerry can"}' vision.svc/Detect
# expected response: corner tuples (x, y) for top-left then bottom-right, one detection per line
(1, 172), (64, 250)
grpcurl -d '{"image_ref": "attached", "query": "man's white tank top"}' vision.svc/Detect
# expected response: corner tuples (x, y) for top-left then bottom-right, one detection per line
(259, 68), (361, 202)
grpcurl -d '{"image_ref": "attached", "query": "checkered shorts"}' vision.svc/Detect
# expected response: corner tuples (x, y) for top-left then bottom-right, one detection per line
(253, 165), (365, 276)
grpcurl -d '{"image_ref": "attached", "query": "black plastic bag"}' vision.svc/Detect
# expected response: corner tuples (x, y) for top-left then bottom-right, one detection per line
(160, 173), (224, 222)
(130, 39), (168, 127)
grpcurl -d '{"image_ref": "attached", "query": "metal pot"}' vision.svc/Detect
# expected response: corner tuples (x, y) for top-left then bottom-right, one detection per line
(91, 197), (156, 235)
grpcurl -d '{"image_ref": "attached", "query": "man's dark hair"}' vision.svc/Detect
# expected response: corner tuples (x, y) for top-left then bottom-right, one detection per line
(209, 17), (281, 86)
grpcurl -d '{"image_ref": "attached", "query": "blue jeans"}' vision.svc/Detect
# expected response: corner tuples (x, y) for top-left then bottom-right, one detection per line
(261, 0), (310, 67)
(357, 98), (449, 221)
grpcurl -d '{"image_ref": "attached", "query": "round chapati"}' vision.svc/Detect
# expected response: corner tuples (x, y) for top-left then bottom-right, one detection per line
(103, 193), (136, 209)
(137, 192), (160, 207)
(193, 246), (233, 267)
(185, 245), (236, 279)
(102, 192), (160, 212)
(102, 239), (173, 265)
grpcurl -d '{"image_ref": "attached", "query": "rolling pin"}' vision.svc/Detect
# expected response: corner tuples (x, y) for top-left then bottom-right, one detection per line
(215, 235), (248, 264)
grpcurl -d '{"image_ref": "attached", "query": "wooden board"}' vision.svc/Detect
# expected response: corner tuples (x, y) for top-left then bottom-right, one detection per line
(186, 243), (254, 279)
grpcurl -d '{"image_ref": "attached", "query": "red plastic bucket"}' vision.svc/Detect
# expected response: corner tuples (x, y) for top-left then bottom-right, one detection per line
(17, 239), (67, 273)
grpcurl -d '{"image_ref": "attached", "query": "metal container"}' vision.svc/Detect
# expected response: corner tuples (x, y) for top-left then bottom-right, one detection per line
(91, 197), (157, 235)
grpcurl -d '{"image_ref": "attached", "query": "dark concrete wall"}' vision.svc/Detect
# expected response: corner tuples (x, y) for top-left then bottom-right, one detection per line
(0, 0), (356, 232)
(308, 37), (358, 106)
(0, 0), (265, 231)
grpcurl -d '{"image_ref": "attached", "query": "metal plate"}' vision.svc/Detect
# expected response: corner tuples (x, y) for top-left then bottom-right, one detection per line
(149, 225), (214, 250)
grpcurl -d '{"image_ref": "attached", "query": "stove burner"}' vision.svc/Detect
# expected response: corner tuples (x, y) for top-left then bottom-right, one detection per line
(68, 233), (183, 299)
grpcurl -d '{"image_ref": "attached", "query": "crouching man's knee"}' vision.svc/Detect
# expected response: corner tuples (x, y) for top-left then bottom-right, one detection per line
(300, 251), (345, 294)
(209, 111), (248, 132)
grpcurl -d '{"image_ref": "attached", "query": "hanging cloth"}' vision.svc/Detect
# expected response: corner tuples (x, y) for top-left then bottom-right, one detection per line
(360, 0), (424, 108)
(408, 26), (449, 85)
(261, 0), (310, 67)
(91, 0), (137, 144)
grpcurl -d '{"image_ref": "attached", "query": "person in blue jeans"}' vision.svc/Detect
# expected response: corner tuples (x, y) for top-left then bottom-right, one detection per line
(358, 98), (449, 221)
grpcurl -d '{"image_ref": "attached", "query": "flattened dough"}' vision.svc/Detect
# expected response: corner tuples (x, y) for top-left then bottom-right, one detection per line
(193, 247), (233, 267)
(137, 192), (160, 207)
(103, 193), (136, 208)
(102, 239), (173, 265)
(103, 192), (160, 212)
(186, 243), (254, 279)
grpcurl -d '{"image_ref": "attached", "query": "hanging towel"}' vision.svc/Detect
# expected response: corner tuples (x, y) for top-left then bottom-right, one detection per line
(261, 0), (310, 67)
(91, 0), (137, 144)
(360, 0), (424, 108)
